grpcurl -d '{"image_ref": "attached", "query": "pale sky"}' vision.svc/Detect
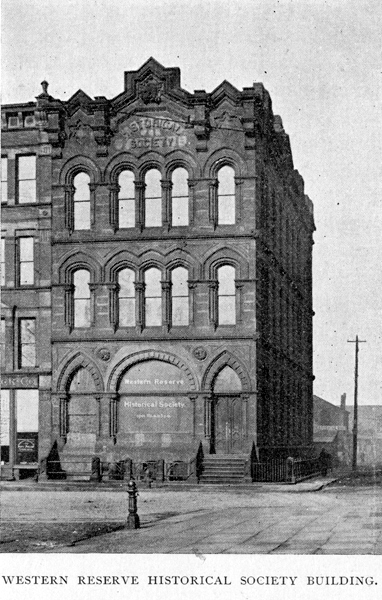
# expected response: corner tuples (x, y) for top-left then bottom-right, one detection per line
(2, 0), (381, 406)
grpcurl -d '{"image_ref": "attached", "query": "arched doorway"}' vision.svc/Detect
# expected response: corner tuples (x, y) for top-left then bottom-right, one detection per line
(67, 367), (98, 442)
(211, 366), (244, 454)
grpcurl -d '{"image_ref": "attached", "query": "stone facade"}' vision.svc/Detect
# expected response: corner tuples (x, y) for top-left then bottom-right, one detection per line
(1, 58), (315, 480)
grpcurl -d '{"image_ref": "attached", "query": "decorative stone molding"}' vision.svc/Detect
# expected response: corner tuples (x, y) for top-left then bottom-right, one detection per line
(107, 350), (197, 392)
(202, 350), (251, 392)
(55, 351), (104, 392)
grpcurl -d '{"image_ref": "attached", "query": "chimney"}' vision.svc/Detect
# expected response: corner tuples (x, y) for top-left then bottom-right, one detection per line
(341, 393), (346, 409)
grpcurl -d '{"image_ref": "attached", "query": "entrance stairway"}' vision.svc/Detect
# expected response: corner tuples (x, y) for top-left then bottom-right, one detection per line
(60, 434), (97, 481)
(199, 455), (247, 484)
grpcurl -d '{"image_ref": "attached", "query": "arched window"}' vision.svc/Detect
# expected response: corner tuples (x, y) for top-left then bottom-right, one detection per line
(73, 173), (91, 230)
(217, 265), (236, 325)
(118, 171), (135, 228)
(217, 166), (235, 225)
(171, 267), (189, 326)
(118, 268), (135, 327)
(171, 168), (189, 226)
(73, 269), (91, 327)
(144, 268), (162, 326)
(145, 169), (162, 227)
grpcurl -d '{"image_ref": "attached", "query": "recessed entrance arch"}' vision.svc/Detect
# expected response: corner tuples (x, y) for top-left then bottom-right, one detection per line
(211, 366), (244, 454)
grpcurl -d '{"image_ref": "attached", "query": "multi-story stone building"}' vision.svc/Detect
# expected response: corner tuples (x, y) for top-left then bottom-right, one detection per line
(1, 58), (315, 481)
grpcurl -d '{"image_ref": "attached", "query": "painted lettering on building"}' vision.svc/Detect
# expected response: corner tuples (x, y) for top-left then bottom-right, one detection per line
(114, 116), (188, 152)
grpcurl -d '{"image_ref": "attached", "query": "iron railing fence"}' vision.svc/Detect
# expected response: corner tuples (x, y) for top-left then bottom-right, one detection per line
(252, 457), (322, 483)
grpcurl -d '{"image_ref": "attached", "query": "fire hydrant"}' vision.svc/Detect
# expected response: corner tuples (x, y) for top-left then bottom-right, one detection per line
(126, 479), (140, 529)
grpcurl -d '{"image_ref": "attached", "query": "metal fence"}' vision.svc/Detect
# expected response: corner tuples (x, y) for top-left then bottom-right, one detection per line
(252, 457), (322, 483)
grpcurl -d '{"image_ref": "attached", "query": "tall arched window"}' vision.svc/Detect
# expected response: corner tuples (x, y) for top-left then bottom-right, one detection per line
(217, 166), (235, 225)
(217, 265), (236, 325)
(118, 268), (135, 326)
(171, 168), (189, 226)
(145, 169), (162, 227)
(171, 267), (189, 326)
(73, 173), (91, 230)
(73, 269), (91, 327)
(144, 268), (162, 326)
(118, 170), (135, 228)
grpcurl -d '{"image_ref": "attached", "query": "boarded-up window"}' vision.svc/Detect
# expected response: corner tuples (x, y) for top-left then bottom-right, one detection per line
(118, 170), (135, 228)
(119, 268), (136, 326)
(171, 168), (189, 226)
(145, 268), (162, 326)
(73, 173), (90, 230)
(218, 265), (236, 325)
(18, 156), (36, 203)
(74, 270), (91, 327)
(19, 318), (36, 367)
(171, 267), (189, 326)
(217, 166), (235, 224)
(145, 170), (162, 227)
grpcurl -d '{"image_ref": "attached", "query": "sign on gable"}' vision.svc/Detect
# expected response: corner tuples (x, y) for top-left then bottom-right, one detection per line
(114, 116), (189, 152)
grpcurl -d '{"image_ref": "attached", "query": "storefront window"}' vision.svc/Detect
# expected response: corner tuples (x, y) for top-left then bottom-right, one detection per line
(0, 390), (10, 464)
(16, 389), (38, 464)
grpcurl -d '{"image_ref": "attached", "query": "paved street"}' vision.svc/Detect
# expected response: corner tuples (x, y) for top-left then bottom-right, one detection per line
(1, 479), (381, 554)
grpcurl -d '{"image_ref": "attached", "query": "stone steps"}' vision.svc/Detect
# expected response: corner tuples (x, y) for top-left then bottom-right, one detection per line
(200, 455), (246, 484)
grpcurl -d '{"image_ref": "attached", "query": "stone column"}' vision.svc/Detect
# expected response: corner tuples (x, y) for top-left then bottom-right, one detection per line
(203, 394), (212, 452)
(107, 282), (119, 331)
(135, 181), (145, 232)
(108, 183), (120, 232)
(134, 281), (145, 333)
(161, 279), (171, 332)
(64, 184), (74, 233)
(208, 179), (218, 229)
(161, 179), (172, 230)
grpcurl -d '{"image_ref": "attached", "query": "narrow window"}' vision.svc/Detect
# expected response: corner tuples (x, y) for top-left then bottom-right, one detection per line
(1, 157), (7, 203)
(0, 319), (5, 369)
(19, 237), (34, 285)
(1, 238), (5, 286)
(171, 267), (189, 326)
(19, 318), (36, 367)
(144, 268), (162, 326)
(118, 268), (136, 326)
(18, 156), (36, 203)
(0, 390), (10, 464)
(145, 170), (162, 227)
(171, 168), (189, 226)
(73, 173), (91, 230)
(217, 265), (236, 325)
(118, 171), (135, 228)
(74, 270), (91, 327)
(217, 166), (235, 224)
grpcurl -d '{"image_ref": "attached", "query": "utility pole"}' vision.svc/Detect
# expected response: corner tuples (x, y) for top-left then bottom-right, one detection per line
(347, 335), (367, 471)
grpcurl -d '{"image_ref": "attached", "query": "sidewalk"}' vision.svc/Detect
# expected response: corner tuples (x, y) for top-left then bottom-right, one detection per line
(0, 476), (336, 494)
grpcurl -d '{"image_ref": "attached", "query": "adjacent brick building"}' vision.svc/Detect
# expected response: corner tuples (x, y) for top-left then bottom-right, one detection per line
(1, 58), (315, 481)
